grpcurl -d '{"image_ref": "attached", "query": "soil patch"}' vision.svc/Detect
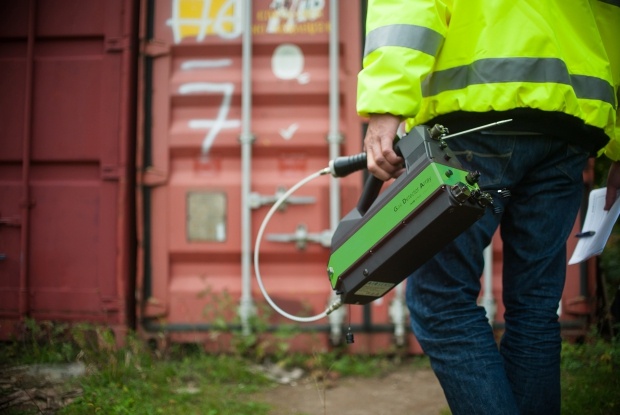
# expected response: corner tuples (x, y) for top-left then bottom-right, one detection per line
(255, 365), (448, 415)
(0, 363), (86, 414)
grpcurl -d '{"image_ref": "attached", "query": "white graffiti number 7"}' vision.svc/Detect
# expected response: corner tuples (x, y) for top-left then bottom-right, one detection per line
(179, 60), (241, 156)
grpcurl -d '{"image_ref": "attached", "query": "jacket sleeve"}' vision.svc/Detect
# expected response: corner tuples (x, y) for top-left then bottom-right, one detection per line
(356, 0), (451, 119)
(596, 0), (620, 161)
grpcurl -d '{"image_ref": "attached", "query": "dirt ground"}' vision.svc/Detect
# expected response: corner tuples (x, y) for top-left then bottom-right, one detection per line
(255, 364), (449, 415)
(0, 361), (449, 415)
(0, 363), (86, 413)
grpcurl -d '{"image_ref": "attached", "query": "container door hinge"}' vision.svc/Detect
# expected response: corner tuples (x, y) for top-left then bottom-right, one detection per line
(0, 215), (22, 227)
(249, 187), (315, 210)
(267, 224), (332, 250)
(101, 165), (125, 181)
(144, 297), (167, 317)
(105, 37), (131, 53)
(101, 297), (120, 311)
(142, 39), (170, 58)
(141, 167), (168, 187)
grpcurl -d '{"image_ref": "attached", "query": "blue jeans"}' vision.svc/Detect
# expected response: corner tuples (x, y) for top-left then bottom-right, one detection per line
(406, 132), (589, 415)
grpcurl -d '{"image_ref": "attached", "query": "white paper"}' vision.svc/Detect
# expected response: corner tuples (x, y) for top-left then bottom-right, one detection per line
(568, 188), (620, 265)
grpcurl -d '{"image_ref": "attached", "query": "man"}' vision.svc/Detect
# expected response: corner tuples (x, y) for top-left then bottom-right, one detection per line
(357, 1), (620, 414)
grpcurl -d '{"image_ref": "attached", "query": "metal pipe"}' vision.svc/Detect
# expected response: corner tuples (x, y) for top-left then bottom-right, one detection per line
(326, 0), (346, 341)
(481, 245), (497, 324)
(239, 0), (256, 336)
(389, 283), (407, 346)
(143, 320), (398, 334)
(142, 318), (588, 335)
(112, 0), (138, 329)
(328, 0), (343, 227)
(19, 0), (36, 319)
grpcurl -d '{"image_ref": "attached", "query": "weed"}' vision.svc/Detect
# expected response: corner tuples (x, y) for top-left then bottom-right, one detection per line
(3, 319), (619, 415)
(0, 319), (78, 365)
(59, 352), (272, 415)
(593, 158), (620, 334)
(561, 334), (619, 415)
(0, 321), (274, 415)
(200, 287), (304, 363)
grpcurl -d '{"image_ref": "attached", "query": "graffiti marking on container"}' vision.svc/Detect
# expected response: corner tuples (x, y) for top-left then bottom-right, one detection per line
(181, 59), (232, 70)
(272, 44), (309, 84)
(179, 59), (240, 155)
(259, 0), (326, 34)
(168, 0), (242, 43)
(279, 123), (299, 140)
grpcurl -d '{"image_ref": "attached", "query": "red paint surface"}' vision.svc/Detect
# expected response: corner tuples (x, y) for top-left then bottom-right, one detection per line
(0, 0), (137, 338)
(0, 0), (592, 350)
(136, 0), (369, 348)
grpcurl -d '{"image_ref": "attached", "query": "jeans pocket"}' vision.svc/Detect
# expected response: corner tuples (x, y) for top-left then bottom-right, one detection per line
(448, 132), (515, 187)
(555, 144), (590, 184)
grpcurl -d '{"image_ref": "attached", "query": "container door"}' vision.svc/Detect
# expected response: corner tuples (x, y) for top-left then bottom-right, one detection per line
(0, 0), (137, 337)
(137, 0), (389, 350)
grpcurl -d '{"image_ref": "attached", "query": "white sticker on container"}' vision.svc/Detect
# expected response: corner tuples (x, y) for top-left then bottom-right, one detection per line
(187, 191), (227, 242)
(271, 43), (309, 84)
(355, 281), (395, 297)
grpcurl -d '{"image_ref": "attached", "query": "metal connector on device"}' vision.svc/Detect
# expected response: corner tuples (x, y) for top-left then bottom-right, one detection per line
(450, 183), (472, 204)
(325, 298), (343, 315)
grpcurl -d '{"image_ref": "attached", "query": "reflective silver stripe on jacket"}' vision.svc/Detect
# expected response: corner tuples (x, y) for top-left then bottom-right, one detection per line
(422, 57), (616, 106)
(364, 24), (443, 58)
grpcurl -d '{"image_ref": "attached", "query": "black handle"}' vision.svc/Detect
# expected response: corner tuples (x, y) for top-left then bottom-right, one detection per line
(356, 174), (384, 216)
(329, 153), (368, 178)
(329, 136), (403, 214)
(328, 152), (383, 216)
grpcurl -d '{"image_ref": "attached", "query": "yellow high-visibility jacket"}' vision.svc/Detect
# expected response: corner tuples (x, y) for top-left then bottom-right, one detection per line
(357, 0), (620, 160)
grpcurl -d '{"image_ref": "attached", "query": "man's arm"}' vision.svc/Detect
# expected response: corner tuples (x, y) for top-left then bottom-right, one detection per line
(364, 113), (404, 181)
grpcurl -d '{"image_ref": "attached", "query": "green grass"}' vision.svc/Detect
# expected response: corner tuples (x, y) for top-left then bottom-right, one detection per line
(59, 352), (271, 415)
(1, 321), (618, 415)
(0, 321), (418, 415)
(1, 324), (274, 415)
(561, 335), (620, 415)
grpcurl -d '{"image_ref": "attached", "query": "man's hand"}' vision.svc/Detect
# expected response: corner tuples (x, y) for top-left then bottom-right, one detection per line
(364, 113), (404, 181)
(605, 161), (620, 210)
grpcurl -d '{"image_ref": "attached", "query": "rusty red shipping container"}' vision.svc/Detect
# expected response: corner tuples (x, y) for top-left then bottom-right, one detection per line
(0, 0), (596, 352)
(0, 0), (138, 339)
(135, 0), (594, 354)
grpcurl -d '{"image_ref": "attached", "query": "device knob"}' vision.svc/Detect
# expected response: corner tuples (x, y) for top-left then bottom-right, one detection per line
(450, 183), (472, 203)
(429, 124), (449, 140)
(466, 171), (481, 185)
(474, 190), (494, 208)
